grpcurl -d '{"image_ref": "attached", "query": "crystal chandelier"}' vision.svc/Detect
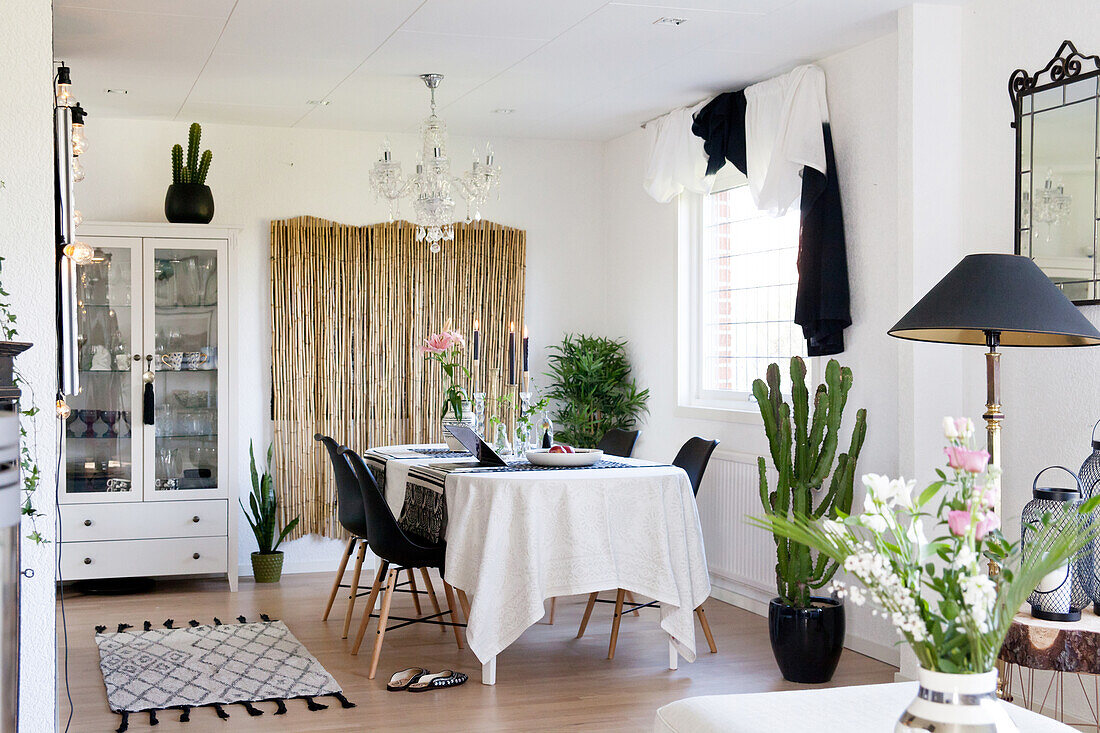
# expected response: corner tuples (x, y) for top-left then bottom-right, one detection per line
(369, 74), (502, 253)
(1027, 169), (1072, 239)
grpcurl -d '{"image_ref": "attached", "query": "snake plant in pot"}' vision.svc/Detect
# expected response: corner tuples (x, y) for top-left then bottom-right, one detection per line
(242, 441), (299, 583)
(754, 356), (866, 683)
(165, 122), (215, 223)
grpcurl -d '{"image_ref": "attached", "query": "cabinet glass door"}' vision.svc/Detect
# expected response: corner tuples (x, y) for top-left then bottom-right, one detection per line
(64, 238), (142, 502)
(144, 241), (226, 500)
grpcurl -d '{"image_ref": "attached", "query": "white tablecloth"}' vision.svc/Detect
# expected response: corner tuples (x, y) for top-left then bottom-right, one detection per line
(370, 444), (712, 665)
(653, 682), (1074, 732)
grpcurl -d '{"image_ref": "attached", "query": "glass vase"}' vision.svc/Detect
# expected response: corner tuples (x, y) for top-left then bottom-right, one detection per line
(492, 423), (511, 456)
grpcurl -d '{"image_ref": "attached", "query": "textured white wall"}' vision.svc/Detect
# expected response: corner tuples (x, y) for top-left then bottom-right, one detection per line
(76, 120), (608, 575)
(0, 2), (58, 730)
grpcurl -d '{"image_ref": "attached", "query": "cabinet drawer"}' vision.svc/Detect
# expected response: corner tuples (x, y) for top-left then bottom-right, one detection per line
(61, 537), (227, 580)
(61, 500), (227, 541)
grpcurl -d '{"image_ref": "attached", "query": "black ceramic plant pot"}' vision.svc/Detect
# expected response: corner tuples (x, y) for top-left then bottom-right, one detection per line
(164, 183), (214, 223)
(768, 596), (845, 683)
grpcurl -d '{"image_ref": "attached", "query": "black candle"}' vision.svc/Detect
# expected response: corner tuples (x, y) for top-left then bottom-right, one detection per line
(508, 322), (515, 385)
(522, 325), (529, 373)
(472, 319), (480, 361)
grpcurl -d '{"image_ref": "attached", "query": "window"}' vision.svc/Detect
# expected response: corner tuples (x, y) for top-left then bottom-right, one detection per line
(680, 176), (806, 412)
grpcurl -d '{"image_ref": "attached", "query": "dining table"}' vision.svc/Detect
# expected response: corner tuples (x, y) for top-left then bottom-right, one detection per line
(363, 443), (712, 685)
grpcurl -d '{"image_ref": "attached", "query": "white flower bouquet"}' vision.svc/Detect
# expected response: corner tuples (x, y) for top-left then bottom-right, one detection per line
(750, 417), (1099, 674)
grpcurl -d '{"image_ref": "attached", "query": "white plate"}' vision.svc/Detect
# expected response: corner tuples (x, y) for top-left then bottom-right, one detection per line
(525, 448), (604, 467)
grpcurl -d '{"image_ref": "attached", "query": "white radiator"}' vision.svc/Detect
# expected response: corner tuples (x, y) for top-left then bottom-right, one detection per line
(696, 449), (776, 595)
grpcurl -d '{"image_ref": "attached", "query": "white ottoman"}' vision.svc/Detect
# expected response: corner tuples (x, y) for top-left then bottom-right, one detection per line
(654, 682), (1073, 732)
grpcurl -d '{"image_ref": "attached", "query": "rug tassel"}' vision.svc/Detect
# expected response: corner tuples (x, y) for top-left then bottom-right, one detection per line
(117, 623), (132, 633)
(273, 699), (287, 715)
(259, 614), (272, 622)
(148, 709), (158, 726)
(304, 696), (327, 711)
(331, 692), (355, 708)
(243, 701), (264, 716)
(188, 620), (199, 627)
(237, 615), (247, 623)
(115, 711), (129, 733)
(213, 703), (229, 720)
(143, 621), (152, 631)
(163, 619), (174, 629)
(213, 617), (222, 626)
(95, 625), (106, 634)
(179, 706), (191, 722)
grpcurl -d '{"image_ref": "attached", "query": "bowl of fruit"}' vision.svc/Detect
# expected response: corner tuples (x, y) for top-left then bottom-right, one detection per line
(525, 445), (603, 467)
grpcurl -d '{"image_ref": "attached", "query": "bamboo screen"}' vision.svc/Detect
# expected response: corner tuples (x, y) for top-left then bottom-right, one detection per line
(270, 216), (526, 538)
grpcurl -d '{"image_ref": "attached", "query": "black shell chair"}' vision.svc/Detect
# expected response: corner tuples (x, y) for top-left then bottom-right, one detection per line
(577, 436), (721, 659)
(317, 435), (440, 640)
(596, 428), (640, 458)
(341, 447), (467, 678)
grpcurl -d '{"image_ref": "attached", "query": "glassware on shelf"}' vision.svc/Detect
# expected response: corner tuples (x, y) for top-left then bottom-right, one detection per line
(176, 256), (202, 306)
(196, 256), (216, 306)
(156, 447), (181, 479)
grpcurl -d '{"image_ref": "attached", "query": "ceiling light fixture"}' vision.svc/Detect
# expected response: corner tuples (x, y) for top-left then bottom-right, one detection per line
(307, 99), (331, 106)
(369, 73), (502, 253)
(492, 108), (516, 115)
(653, 16), (688, 26)
(106, 88), (128, 95)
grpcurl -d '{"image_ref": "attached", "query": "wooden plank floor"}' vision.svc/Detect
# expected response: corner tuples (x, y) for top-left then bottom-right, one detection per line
(57, 572), (897, 732)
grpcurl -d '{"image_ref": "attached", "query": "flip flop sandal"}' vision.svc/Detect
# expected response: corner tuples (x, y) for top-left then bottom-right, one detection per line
(387, 667), (429, 691)
(408, 670), (468, 692)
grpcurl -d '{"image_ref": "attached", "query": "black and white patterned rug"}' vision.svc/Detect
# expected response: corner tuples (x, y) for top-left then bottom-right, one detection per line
(94, 615), (353, 731)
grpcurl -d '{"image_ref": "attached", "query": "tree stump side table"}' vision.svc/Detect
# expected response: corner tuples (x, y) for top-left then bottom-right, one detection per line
(999, 610), (1100, 729)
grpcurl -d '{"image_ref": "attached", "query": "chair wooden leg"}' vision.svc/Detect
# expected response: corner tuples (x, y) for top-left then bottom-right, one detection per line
(419, 568), (446, 633)
(457, 589), (472, 622)
(407, 568), (423, 615)
(340, 542), (368, 639)
(322, 537), (356, 621)
(441, 580), (465, 650)
(625, 590), (640, 617)
(608, 588), (626, 660)
(696, 605), (717, 653)
(548, 597), (556, 624)
(351, 561), (388, 655)
(577, 592), (599, 638)
(367, 568), (398, 680)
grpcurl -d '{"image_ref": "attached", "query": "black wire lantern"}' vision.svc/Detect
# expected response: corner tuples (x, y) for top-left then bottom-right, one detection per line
(1023, 466), (1088, 621)
(1079, 419), (1100, 611)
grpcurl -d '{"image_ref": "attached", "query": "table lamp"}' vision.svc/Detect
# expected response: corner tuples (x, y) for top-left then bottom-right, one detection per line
(888, 253), (1100, 490)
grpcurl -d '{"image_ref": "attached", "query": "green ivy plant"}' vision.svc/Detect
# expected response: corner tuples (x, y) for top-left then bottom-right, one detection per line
(544, 334), (649, 448)
(0, 256), (46, 544)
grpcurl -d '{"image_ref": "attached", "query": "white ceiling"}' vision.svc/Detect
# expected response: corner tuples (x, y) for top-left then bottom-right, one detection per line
(55, 0), (925, 141)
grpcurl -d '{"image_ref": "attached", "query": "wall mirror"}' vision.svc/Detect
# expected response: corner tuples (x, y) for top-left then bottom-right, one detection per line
(1012, 41), (1100, 305)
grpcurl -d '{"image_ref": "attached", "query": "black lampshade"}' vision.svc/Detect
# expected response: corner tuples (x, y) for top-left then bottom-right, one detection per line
(889, 254), (1100, 347)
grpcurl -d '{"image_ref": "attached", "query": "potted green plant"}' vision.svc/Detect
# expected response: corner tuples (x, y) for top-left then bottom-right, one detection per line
(754, 356), (866, 683)
(165, 122), (215, 223)
(242, 441), (299, 583)
(544, 334), (649, 448)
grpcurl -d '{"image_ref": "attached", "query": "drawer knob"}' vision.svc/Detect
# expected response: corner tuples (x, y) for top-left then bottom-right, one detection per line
(83, 557), (92, 565)
(192, 516), (200, 523)
(193, 552), (200, 560)
(83, 519), (92, 527)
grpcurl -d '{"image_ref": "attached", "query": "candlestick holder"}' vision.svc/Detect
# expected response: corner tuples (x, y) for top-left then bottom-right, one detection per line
(515, 390), (532, 454)
(472, 391), (487, 437)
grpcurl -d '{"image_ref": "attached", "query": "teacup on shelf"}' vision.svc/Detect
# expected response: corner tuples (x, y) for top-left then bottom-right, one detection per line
(160, 352), (183, 371)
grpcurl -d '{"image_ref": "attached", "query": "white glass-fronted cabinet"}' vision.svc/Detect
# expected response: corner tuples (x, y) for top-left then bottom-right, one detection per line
(60, 223), (236, 590)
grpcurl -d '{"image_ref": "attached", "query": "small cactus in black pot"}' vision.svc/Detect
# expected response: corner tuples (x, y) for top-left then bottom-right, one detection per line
(165, 122), (214, 223)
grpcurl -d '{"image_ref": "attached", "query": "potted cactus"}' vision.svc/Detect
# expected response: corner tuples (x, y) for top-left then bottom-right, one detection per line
(754, 356), (866, 683)
(164, 122), (215, 223)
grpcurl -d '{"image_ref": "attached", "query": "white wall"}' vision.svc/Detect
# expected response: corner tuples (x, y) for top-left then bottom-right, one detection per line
(77, 120), (607, 574)
(0, 2), (57, 731)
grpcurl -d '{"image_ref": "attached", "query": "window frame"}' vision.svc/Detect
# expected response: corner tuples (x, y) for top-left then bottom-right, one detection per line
(676, 169), (814, 420)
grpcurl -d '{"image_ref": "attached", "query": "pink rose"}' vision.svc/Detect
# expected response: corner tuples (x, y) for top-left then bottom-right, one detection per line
(947, 510), (971, 537)
(944, 446), (990, 474)
(421, 332), (454, 354)
(975, 512), (1000, 541)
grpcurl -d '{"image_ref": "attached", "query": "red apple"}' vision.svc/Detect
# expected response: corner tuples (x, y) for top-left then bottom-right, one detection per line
(549, 445), (566, 454)
(561, 445), (575, 454)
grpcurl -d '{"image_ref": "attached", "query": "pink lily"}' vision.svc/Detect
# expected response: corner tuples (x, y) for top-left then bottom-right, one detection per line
(421, 332), (454, 354)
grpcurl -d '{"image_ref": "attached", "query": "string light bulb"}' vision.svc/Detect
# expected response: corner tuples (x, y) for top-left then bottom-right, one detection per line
(55, 398), (71, 420)
(73, 209), (83, 227)
(63, 241), (94, 265)
(70, 104), (88, 156)
(55, 65), (74, 107)
(71, 156), (85, 183)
